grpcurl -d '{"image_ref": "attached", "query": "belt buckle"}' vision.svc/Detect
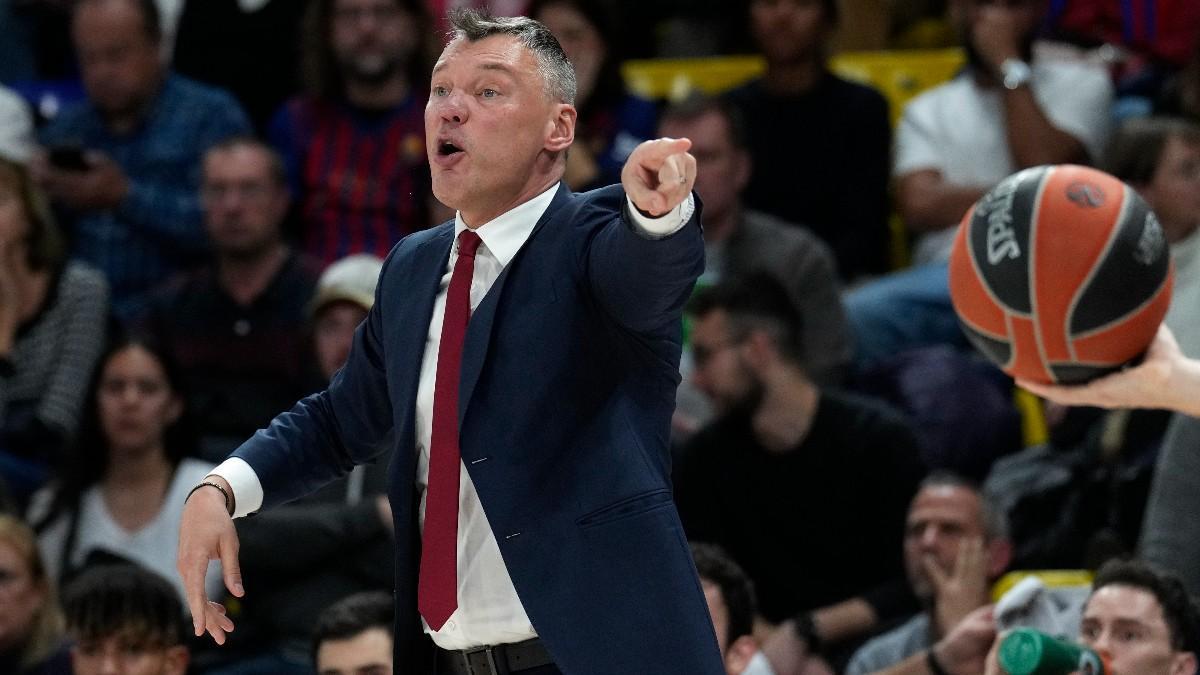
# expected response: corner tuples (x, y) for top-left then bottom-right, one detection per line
(462, 644), (501, 675)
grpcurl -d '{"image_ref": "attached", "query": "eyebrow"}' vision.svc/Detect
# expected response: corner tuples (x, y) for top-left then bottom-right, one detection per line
(431, 60), (519, 77)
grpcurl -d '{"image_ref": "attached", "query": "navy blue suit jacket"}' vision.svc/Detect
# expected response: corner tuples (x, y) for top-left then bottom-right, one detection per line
(231, 183), (725, 674)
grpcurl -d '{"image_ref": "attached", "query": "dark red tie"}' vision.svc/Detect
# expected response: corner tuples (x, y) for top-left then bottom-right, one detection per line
(419, 229), (482, 631)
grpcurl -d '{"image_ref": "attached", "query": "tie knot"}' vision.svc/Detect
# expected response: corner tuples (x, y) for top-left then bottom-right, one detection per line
(458, 230), (483, 259)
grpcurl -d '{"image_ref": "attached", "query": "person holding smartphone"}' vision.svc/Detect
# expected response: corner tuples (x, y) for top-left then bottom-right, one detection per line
(34, 0), (250, 320)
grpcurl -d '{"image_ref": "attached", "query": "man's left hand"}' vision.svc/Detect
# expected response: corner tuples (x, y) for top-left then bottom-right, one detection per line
(621, 137), (696, 217)
(33, 150), (130, 211)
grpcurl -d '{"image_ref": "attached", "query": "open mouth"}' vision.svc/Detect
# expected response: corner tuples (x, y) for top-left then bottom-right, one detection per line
(438, 141), (463, 157)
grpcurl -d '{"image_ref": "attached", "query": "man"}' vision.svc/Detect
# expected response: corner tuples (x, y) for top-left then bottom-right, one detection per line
(847, 0), (1113, 366)
(657, 93), (851, 388)
(35, 0), (251, 319)
(313, 592), (395, 675)
(876, 559), (1200, 675)
(63, 564), (189, 675)
(140, 137), (321, 459)
(693, 542), (777, 675)
(179, 9), (723, 675)
(268, 0), (434, 266)
(675, 274), (927, 675)
(725, 0), (891, 282)
(846, 473), (1013, 674)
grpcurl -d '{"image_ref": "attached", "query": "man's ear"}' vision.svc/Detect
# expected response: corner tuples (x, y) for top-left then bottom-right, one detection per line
(725, 634), (759, 674)
(741, 330), (778, 374)
(546, 103), (576, 153)
(1169, 651), (1197, 675)
(986, 537), (1014, 580)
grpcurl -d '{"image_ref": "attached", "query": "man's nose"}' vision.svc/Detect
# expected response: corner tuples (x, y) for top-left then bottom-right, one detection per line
(436, 91), (469, 124)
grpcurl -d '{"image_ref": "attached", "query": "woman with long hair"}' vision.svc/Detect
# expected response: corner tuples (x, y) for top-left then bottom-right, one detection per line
(0, 157), (109, 509)
(28, 337), (220, 603)
(0, 514), (70, 675)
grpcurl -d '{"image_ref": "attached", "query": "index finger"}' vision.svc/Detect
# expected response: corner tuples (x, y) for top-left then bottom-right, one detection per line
(635, 137), (692, 165)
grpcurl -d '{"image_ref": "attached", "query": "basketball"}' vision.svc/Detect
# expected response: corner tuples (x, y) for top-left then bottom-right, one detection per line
(948, 164), (1174, 384)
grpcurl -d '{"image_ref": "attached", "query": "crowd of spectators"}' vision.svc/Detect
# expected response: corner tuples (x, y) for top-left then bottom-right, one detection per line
(3, 0), (1200, 673)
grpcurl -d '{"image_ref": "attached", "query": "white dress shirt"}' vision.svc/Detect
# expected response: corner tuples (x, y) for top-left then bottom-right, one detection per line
(213, 184), (694, 649)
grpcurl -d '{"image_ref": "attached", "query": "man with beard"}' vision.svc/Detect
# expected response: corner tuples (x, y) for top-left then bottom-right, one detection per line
(139, 137), (321, 459)
(675, 274), (927, 675)
(847, 0), (1114, 367)
(268, 0), (434, 266)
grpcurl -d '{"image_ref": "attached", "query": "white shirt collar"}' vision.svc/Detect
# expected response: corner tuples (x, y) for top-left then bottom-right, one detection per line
(454, 183), (561, 267)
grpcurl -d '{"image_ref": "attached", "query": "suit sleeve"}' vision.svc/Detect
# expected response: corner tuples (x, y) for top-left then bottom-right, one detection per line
(228, 253), (396, 511)
(587, 191), (705, 334)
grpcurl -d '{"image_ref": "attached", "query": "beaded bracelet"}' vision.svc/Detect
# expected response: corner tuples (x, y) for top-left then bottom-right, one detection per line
(185, 481), (233, 517)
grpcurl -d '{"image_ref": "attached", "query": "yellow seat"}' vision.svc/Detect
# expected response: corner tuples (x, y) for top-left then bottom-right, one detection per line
(992, 569), (1095, 603)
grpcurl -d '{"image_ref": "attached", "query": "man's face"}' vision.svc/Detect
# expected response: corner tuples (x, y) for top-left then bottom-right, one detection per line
(71, 632), (187, 675)
(330, 0), (417, 85)
(72, 0), (163, 118)
(953, 0), (1045, 61)
(201, 145), (288, 258)
(316, 627), (393, 675)
(1141, 135), (1200, 244)
(749, 0), (829, 65)
(659, 110), (749, 226)
(903, 485), (988, 600)
(425, 34), (575, 225)
(689, 310), (758, 414)
(1080, 585), (1197, 675)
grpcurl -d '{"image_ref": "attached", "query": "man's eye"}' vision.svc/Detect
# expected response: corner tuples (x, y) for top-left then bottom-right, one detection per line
(433, 86), (449, 96)
(481, 89), (498, 98)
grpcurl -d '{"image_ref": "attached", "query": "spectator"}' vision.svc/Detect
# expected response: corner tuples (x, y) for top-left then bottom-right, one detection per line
(658, 93), (851, 389)
(217, 254), (391, 674)
(528, 0), (658, 191)
(172, 0), (313, 130)
(846, 473), (1013, 674)
(138, 137), (321, 459)
(692, 542), (777, 675)
(675, 274), (927, 675)
(311, 254), (384, 381)
(61, 564), (189, 675)
(311, 591), (394, 675)
(0, 86), (34, 163)
(1101, 116), (1200, 357)
(28, 337), (220, 604)
(34, 0), (251, 320)
(725, 0), (891, 282)
(268, 0), (433, 266)
(846, 0), (1113, 367)
(0, 514), (70, 675)
(0, 156), (109, 510)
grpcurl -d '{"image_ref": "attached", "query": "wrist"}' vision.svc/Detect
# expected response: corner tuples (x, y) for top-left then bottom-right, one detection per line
(186, 478), (235, 517)
(792, 611), (823, 654)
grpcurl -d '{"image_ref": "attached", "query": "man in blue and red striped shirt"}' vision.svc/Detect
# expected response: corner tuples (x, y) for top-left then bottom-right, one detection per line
(268, 0), (435, 267)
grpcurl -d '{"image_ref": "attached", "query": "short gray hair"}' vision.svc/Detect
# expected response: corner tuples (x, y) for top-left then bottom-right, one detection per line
(919, 471), (1010, 542)
(447, 8), (577, 105)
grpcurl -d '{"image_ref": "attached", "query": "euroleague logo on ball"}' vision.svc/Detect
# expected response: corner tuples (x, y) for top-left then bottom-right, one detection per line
(1066, 181), (1106, 208)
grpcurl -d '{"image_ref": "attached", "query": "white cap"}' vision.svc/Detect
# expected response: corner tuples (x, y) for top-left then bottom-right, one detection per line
(311, 254), (385, 316)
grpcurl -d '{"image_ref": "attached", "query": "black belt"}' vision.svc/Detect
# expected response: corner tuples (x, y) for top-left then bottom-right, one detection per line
(435, 637), (555, 675)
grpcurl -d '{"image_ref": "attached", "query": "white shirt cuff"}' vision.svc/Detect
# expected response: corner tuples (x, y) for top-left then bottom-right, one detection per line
(209, 457), (264, 518)
(626, 194), (695, 238)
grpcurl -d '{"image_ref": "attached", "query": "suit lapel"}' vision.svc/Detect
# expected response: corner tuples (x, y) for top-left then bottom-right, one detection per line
(458, 184), (572, 427)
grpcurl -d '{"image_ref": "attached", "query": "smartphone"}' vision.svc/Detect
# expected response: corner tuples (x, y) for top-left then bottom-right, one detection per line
(47, 144), (90, 171)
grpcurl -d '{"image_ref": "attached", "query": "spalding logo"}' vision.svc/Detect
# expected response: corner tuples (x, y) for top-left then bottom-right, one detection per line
(1067, 182), (1106, 208)
(984, 177), (1021, 265)
(1134, 212), (1166, 266)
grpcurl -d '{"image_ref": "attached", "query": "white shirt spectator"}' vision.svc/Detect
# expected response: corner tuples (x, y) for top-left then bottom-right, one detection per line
(895, 50), (1114, 264)
(0, 85), (34, 163)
